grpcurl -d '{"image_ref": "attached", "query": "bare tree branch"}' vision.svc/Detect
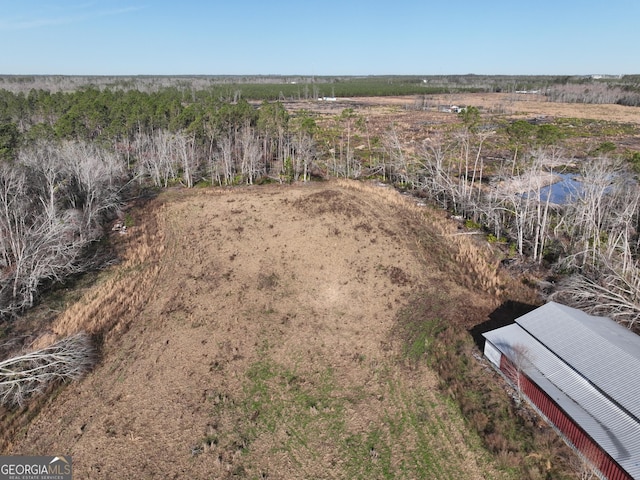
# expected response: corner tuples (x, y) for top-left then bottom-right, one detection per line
(0, 333), (96, 408)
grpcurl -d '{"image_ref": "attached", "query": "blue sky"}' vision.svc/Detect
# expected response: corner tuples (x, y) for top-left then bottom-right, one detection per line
(0, 0), (638, 75)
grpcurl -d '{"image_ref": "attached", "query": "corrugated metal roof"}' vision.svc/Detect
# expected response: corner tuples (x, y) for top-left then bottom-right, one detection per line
(515, 302), (640, 422)
(483, 307), (640, 479)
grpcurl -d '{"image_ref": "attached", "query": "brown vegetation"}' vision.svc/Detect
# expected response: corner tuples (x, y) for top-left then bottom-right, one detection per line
(3, 87), (634, 478)
(342, 93), (640, 124)
(0, 179), (569, 479)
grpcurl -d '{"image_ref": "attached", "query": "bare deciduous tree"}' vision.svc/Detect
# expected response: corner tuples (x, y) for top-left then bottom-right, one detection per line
(0, 333), (95, 407)
(416, 134), (458, 210)
(173, 131), (199, 188)
(287, 130), (316, 182)
(134, 130), (177, 188)
(563, 157), (622, 268)
(550, 257), (640, 331)
(0, 140), (127, 316)
(384, 126), (412, 186)
(212, 130), (235, 186)
(18, 140), (64, 215)
(238, 124), (263, 184)
(60, 140), (126, 234)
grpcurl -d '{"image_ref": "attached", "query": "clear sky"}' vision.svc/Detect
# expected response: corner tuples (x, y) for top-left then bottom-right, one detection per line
(1, 0), (638, 76)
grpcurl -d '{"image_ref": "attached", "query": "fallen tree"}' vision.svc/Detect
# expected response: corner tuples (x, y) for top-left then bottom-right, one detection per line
(0, 332), (95, 408)
(550, 260), (640, 331)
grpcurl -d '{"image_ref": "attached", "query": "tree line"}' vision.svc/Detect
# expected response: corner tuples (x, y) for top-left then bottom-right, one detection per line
(544, 82), (640, 106)
(0, 88), (327, 317)
(381, 112), (640, 330)
(1, 86), (640, 329)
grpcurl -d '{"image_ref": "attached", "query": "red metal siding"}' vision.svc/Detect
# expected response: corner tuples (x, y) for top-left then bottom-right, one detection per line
(498, 355), (632, 480)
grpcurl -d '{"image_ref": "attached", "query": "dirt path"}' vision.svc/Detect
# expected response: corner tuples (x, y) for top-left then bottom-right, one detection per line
(7, 181), (506, 479)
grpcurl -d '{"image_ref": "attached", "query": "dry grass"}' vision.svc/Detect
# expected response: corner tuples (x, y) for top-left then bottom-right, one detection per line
(348, 93), (640, 124)
(2, 181), (539, 479)
(0, 200), (167, 453)
(31, 203), (166, 348)
(337, 180), (506, 299)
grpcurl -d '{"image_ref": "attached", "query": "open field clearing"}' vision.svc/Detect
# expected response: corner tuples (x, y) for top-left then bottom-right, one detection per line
(283, 92), (640, 157)
(2, 86), (634, 478)
(1, 180), (523, 479)
(320, 93), (640, 124)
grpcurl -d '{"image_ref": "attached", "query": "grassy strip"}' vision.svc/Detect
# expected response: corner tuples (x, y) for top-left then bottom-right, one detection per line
(197, 350), (502, 479)
(398, 293), (579, 480)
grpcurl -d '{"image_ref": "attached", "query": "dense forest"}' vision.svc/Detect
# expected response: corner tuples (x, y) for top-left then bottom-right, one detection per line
(1, 73), (640, 103)
(0, 80), (639, 330)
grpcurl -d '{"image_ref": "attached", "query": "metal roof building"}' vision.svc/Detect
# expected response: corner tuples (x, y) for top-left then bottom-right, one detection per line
(483, 302), (640, 480)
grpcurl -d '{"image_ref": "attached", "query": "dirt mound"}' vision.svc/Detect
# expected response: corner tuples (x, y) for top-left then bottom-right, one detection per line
(4, 181), (513, 479)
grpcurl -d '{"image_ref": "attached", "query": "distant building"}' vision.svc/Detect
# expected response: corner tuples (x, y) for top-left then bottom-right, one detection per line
(483, 302), (640, 480)
(590, 74), (623, 80)
(438, 105), (466, 113)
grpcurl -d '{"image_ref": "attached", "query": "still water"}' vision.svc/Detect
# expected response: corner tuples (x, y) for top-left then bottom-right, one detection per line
(537, 173), (581, 204)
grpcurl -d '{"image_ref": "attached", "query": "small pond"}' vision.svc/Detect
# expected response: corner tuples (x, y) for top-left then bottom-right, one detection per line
(537, 173), (581, 204)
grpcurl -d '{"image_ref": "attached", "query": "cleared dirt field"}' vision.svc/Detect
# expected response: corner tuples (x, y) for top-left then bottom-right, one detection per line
(285, 93), (640, 157)
(3, 180), (518, 479)
(316, 93), (640, 124)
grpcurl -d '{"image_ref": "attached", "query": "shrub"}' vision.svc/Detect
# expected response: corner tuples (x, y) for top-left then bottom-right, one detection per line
(124, 213), (135, 228)
(464, 219), (482, 230)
